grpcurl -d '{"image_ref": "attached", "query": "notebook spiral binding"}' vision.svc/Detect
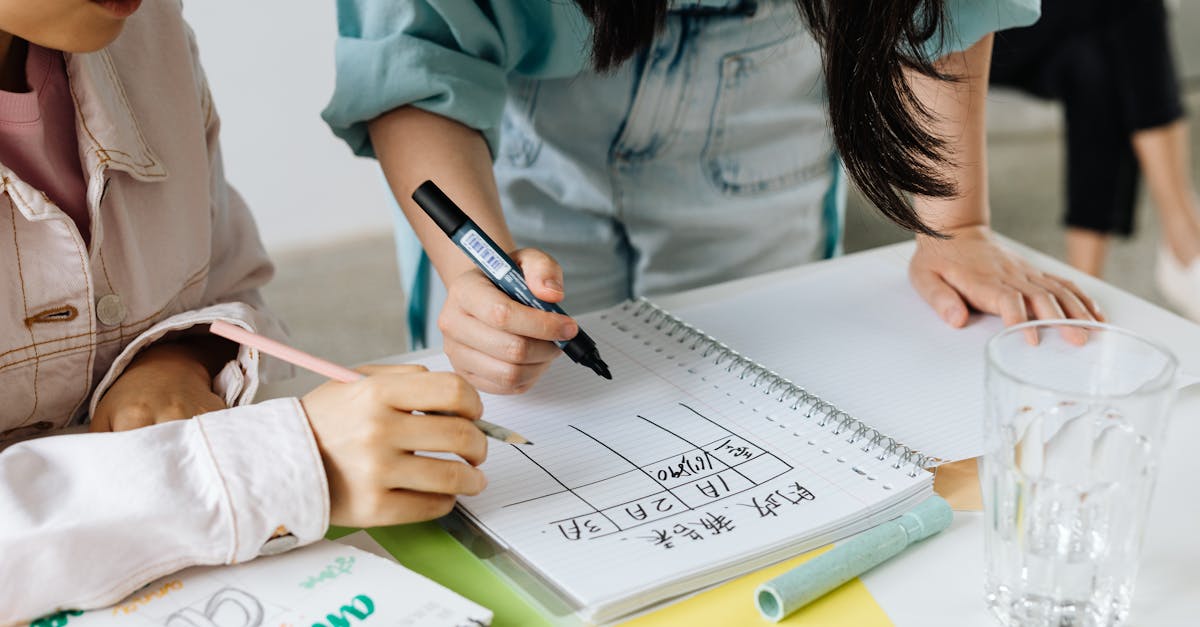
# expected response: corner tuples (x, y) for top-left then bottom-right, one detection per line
(620, 299), (930, 478)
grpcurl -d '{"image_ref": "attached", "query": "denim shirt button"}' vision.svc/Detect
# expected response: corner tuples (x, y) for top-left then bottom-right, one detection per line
(96, 294), (127, 326)
(260, 532), (299, 556)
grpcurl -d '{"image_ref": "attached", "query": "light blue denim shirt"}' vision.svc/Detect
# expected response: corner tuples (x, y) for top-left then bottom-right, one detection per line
(323, 0), (1038, 158)
(323, 0), (1039, 348)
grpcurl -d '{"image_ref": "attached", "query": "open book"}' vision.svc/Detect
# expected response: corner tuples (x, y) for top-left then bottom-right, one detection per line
(425, 287), (951, 624)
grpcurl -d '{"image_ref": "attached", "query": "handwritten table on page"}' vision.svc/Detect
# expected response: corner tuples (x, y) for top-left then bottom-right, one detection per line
(52, 540), (490, 627)
(421, 303), (932, 621)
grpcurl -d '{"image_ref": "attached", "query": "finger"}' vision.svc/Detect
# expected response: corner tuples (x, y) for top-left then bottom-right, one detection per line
(391, 413), (489, 466)
(359, 371), (484, 419)
(445, 341), (553, 395)
(991, 285), (1038, 345)
(511, 247), (565, 303)
(1018, 279), (1093, 345)
(909, 265), (969, 327)
(1028, 276), (1093, 345)
(356, 363), (428, 377)
(1017, 280), (1067, 322)
(1030, 276), (1094, 322)
(442, 308), (560, 366)
(452, 273), (577, 341)
(458, 368), (525, 398)
(1048, 275), (1105, 322)
(386, 455), (488, 496)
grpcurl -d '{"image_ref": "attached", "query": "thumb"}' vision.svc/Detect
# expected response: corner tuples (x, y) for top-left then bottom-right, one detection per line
(511, 247), (565, 303)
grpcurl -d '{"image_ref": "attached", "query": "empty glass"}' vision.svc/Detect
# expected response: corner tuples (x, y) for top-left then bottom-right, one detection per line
(982, 320), (1177, 627)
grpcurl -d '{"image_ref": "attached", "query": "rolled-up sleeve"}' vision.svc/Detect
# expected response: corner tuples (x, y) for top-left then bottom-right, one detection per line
(322, 0), (589, 158)
(930, 0), (1040, 58)
(0, 398), (328, 623)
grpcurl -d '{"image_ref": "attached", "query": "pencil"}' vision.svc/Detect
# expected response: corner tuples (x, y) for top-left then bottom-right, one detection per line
(209, 320), (531, 445)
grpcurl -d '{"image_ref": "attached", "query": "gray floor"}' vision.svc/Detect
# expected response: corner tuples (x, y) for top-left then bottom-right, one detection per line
(260, 11), (1200, 399)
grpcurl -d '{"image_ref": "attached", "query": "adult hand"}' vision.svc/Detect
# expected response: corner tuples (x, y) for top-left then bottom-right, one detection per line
(92, 341), (228, 432)
(439, 248), (578, 395)
(909, 225), (1104, 330)
(300, 365), (488, 528)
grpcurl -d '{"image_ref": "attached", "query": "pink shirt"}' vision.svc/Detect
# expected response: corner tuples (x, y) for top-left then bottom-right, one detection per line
(0, 42), (90, 244)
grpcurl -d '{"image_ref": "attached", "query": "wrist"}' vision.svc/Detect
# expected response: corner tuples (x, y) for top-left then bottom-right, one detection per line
(126, 341), (219, 382)
(917, 223), (991, 246)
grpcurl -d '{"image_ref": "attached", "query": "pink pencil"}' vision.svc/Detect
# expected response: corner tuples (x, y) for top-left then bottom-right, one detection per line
(209, 321), (529, 445)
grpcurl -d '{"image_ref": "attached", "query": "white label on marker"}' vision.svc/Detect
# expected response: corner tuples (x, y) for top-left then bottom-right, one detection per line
(461, 229), (512, 280)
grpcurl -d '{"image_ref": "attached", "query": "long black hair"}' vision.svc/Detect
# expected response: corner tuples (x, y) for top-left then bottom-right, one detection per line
(573, 0), (954, 238)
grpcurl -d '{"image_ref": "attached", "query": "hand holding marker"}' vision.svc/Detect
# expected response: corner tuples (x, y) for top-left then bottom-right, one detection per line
(412, 181), (612, 381)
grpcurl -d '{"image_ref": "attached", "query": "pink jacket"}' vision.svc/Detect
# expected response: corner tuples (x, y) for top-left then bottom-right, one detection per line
(0, 2), (328, 622)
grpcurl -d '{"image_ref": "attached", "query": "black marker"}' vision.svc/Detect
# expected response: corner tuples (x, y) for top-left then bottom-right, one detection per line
(412, 180), (612, 380)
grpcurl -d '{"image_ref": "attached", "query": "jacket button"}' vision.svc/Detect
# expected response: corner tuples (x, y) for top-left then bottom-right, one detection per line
(96, 294), (127, 326)
(259, 533), (299, 556)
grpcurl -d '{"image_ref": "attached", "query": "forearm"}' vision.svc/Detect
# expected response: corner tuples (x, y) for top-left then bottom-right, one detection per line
(907, 34), (993, 234)
(368, 106), (512, 284)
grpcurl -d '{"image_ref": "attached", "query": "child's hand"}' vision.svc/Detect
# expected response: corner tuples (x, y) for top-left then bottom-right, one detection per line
(300, 365), (488, 527)
(92, 340), (230, 432)
(439, 248), (577, 395)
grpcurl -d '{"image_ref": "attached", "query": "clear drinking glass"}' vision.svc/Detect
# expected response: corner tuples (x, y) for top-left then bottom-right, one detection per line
(982, 320), (1177, 627)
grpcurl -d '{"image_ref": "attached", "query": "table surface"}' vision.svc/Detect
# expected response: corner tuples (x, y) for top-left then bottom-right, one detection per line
(370, 239), (1200, 626)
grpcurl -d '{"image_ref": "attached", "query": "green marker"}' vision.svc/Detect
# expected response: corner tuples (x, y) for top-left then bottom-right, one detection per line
(755, 496), (953, 622)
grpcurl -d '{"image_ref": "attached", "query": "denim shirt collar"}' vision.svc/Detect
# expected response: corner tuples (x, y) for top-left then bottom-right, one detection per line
(2, 48), (167, 227)
(63, 49), (167, 185)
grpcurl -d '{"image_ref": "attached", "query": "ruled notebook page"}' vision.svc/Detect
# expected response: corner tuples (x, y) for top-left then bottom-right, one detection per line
(419, 303), (930, 621)
(673, 251), (1003, 462)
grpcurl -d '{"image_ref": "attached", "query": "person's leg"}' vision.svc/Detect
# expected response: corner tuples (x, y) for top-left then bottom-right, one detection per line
(1053, 35), (1139, 277)
(993, 1), (1133, 277)
(1102, 0), (1197, 267)
(1064, 228), (1110, 277)
(1133, 120), (1200, 264)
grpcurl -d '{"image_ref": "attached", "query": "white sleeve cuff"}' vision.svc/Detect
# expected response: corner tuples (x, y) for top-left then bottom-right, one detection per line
(88, 301), (294, 418)
(196, 397), (330, 563)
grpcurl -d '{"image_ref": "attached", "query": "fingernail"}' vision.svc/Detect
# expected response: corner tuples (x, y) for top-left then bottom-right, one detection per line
(561, 322), (577, 339)
(543, 278), (563, 292)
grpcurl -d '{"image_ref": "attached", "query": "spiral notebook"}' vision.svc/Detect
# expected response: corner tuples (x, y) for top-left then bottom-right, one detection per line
(421, 298), (936, 624)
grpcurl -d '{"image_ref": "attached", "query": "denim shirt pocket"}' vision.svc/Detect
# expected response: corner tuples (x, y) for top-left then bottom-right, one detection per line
(500, 77), (544, 168)
(702, 31), (831, 196)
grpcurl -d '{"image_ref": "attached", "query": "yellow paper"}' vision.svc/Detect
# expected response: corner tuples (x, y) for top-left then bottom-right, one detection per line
(621, 545), (893, 626)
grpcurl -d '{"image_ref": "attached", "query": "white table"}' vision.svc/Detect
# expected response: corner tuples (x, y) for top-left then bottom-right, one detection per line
(382, 240), (1200, 625)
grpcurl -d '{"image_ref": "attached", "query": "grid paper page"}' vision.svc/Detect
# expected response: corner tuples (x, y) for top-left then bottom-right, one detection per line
(419, 303), (930, 621)
(673, 251), (1004, 461)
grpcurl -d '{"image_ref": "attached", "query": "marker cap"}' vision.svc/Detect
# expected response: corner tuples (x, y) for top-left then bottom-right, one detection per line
(413, 180), (468, 236)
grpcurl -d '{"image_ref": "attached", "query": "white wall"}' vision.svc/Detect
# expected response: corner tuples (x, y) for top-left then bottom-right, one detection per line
(181, 1), (392, 253)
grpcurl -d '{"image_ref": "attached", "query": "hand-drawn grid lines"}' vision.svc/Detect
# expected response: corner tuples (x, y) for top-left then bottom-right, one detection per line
(503, 402), (795, 541)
